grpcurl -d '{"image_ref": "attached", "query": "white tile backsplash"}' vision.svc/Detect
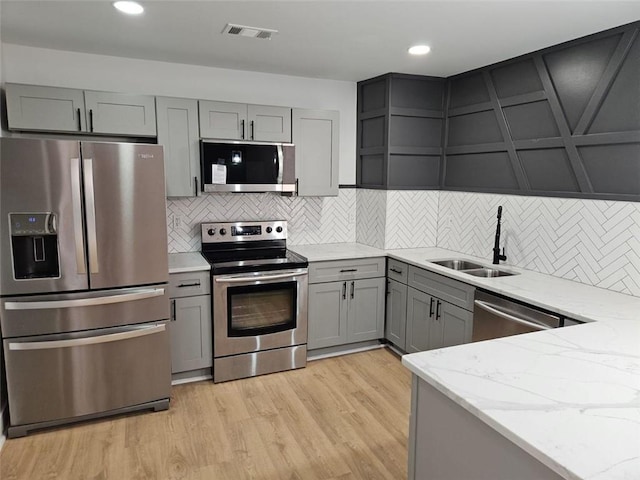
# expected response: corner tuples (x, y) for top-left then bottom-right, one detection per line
(167, 187), (639, 297)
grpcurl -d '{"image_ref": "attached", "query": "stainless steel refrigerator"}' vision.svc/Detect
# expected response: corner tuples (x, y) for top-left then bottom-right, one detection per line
(0, 137), (171, 438)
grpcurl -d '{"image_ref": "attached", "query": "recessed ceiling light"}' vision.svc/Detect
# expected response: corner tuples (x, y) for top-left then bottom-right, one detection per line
(408, 45), (431, 56)
(113, 1), (144, 15)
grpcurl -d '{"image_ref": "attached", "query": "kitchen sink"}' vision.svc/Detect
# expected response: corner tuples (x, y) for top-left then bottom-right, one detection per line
(463, 268), (516, 278)
(430, 259), (518, 278)
(431, 259), (484, 270)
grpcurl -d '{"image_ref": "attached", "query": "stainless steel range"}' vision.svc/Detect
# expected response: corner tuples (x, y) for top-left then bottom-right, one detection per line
(201, 220), (308, 383)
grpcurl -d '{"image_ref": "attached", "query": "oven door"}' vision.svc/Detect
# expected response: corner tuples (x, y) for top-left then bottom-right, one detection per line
(213, 268), (308, 357)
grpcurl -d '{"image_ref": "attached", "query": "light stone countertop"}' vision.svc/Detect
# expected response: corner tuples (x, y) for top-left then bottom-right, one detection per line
(168, 252), (210, 274)
(291, 243), (640, 479)
(289, 242), (386, 262)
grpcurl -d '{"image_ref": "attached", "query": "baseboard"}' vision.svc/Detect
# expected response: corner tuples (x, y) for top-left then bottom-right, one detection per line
(307, 340), (384, 361)
(171, 367), (213, 385)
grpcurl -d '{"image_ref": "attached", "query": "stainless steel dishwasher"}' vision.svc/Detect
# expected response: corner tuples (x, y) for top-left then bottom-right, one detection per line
(472, 290), (580, 342)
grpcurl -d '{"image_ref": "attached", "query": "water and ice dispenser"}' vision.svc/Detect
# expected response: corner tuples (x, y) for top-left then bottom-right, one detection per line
(9, 213), (60, 279)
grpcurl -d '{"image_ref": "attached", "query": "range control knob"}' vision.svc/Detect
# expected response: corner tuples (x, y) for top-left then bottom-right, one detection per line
(266, 226), (273, 233)
(207, 228), (216, 236)
(219, 228), (227, 236)
(276, 226), (283, 233)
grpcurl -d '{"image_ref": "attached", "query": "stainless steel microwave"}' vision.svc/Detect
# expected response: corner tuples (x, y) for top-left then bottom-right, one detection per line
(200, 140), (296, 193)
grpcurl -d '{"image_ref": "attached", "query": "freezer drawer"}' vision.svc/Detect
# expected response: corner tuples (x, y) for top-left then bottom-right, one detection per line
(1, 285), (169, 337)
(4, 321), (171, 429)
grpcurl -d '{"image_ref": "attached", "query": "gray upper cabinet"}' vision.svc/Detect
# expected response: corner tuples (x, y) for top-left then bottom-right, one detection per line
(293, 108), (340, 196)
(6, 83), (156, 137)
(156, 97), (200, 197)
(6, 84), (87, 133)
(84, 91), (157, 136)
(199, 101), (292, 142)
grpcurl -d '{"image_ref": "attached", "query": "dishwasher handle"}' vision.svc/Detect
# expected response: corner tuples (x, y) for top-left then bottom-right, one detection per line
(474, 300), (553, 332)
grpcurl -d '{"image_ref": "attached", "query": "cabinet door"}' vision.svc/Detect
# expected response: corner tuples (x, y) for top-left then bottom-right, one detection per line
(405, 287), (433, 353)
(156, 97), (200, 197)
(438, 300), (473, 348)
(6, 83), (86, 132)
(170, 296), (212, 373)
(198, 100), (247, 140)
(347, 277), (385, 343)
(385, 279), (407, 350)
(292, 108), (340, 196)
(308, 281), (348, 349)
(248, 105), (292, 142)
(84, 91), (157, 136)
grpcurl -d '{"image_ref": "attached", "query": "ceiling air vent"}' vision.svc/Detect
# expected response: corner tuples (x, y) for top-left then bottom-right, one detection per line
(222, 23), (278, 40)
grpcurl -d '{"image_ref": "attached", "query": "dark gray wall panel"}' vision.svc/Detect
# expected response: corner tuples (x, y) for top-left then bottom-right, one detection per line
(359, 154), (385, 186)
(361, 116), (385, 148)
(387, 155), (440, 187)
(445, 152), (518, 189)
(519, 149), (579, 192)
(503, 101), (560, 140)
(448, 110), (503, 146)
(390, 116), (442, 147)
(579, 144), (640, 195)
(589, 34), (640, 134)
(543, 33), (622, 132)
(390, 77), (445, 110)
(360, 79), (387, 113)
(491, 59), (543, 98)
(448, 73), (490, 109)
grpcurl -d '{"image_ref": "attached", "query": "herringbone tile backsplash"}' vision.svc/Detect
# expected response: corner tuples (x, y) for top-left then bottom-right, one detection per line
(437, 192), (640, 297)
(167, 188), (639, 297)
(167, 189), (356, 252)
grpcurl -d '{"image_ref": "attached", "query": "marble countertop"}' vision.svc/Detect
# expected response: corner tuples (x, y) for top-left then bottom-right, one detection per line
(168, 252), (210, 274)
(290, 242), (640, 479)
(289, 242), (386, 262)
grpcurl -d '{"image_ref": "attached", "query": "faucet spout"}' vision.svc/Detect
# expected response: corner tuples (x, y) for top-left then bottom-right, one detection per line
(492, 206), (507, 265)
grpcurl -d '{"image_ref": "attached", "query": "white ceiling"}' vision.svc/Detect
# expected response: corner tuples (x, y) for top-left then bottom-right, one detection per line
(2, 1), (640, 81)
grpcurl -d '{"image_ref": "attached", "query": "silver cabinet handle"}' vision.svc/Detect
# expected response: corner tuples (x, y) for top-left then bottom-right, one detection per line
(474, 300), (552, 331)
(70, 157), (86, 274)
(9, 324), (166, 351)
(4, 288), (165, 310)
(83, 158), (99, 274)
(215, 270), (307, 284)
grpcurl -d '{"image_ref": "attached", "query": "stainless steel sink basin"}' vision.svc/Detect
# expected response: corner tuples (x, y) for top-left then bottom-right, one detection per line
(431, 259), (484, 271)
(429, 259), (518, 278)
(463, 268), (516, 278)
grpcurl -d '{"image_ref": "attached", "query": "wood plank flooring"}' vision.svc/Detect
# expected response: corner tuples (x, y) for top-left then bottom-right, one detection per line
(0, 348), (411, 480)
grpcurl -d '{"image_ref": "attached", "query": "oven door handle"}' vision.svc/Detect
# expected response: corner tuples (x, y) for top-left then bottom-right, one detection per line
(215, 270), (308, 284)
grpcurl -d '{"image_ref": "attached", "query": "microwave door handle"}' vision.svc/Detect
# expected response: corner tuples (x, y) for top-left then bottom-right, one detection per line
(276, 145), (283, 184)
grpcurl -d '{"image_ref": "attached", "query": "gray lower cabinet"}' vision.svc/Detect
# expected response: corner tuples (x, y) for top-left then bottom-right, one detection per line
(199, 100), (292, 142)
(292, 108), (340, 196)
(156, 97), (200, 197)
(169, 271), (212, 374)
(403, 263), (475, 353)
(308, 278), (385, 349)
(385, 278), (407, 350)
(308, 260), (386, 350)
(6, 83), (156, 136)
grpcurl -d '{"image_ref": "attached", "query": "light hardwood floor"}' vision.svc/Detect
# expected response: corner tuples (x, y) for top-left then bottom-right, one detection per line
(0, 348), (411, 480)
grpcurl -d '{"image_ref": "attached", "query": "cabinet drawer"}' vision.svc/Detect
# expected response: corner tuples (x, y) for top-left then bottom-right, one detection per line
(408, 266), (475, 311)
(387, 258), (409, 284)
(309, 258), (386, 284)
(169, 271), (210, 298)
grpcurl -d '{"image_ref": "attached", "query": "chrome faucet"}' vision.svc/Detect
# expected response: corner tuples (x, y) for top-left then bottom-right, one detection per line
(493, 206), (507, 265)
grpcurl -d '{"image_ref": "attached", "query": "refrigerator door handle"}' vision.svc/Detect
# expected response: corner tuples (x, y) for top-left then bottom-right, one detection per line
(70, 157), (87, 274)
(4, 288), (165, 310)
(83, 158), (99, 274)
(8, 324), (166, 351)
